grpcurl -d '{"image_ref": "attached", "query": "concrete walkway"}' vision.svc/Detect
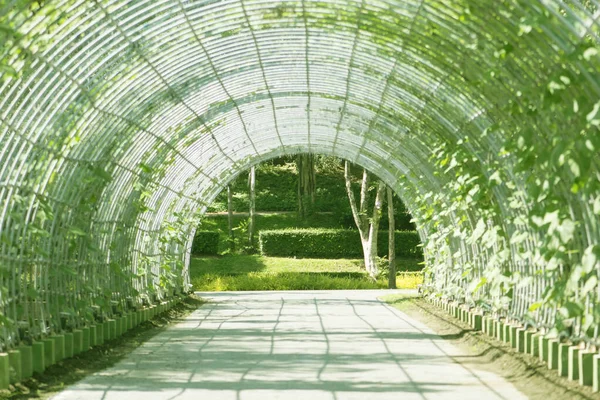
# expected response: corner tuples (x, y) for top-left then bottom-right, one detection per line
(53, 290), (526, 400)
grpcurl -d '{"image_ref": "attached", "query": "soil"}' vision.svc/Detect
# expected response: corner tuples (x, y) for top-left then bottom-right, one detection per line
(386, 295), (600, 400)
(0, 296), (205, 400)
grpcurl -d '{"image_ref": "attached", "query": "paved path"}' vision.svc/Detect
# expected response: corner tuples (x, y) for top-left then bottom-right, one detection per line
(53, 290), (526, 400)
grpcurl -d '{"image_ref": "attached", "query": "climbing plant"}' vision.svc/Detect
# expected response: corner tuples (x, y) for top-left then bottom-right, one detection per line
(0, 0), (599, 352)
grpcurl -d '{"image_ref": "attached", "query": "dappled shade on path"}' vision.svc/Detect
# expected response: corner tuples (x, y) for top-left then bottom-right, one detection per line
(52, 291), (525, 400)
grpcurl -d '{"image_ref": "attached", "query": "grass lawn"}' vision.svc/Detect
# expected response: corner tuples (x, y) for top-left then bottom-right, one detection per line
(189, 255), (423, 291)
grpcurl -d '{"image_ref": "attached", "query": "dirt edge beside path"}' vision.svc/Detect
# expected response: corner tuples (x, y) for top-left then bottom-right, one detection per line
(382, 294), (600, 400)
(1, 296), (206, 400)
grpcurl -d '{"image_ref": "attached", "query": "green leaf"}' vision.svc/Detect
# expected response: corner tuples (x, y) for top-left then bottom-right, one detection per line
(582, 313), (595, 333)
(0, 23), (14, 35)
(0, 234), (11, 250)
(68, 227), (87, 236)
(556, 218), (575, 244)
(567, 159), (580, 177)
(0, 64), (18, 78)
(27, 287), (39, 299)
(489, 170), (502, 185)
(585, 139), (595, 151)
(139, 163), (153, 174)
(582, 245), (599, 274)
(542, 210), (559, 226)
(583, 47), (599, 61)
(509, 231), (528, 245)
(0, 314), (14, 328)
(529, 302), (543, 312)
(518, 24), (532, 36)
(29, 225), (51, 238)
(581, 275), (598, 297)
(92, 166), (112, 182)
(470, 218), (486, 243)
(561, 301), (584, 318)
(587, 102), (600, 122)
(60, 265), (78, 276)
(472, 277), (487, 293)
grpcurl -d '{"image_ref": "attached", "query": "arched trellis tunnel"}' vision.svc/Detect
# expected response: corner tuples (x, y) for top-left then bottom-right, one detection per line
(0, 0), (599, 351)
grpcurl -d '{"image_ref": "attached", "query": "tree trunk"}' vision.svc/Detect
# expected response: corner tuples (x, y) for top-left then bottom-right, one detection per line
(366, 181), (386, 278)
(297, 155), (304, 219)
(344, 161), (386, 279)
(248, 166), (256, 248)
(387, 186), (396, 289)
(344, 161), (368, 234)
(227, 184), (235, 253)
(297, 154), (316, 220)
(308, 155), (316, 206)
(361, 238), (372, 276)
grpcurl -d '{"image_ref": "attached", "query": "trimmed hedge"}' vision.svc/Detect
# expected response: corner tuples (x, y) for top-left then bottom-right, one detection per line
(191, 231), (220, 255)
(259, 229), (422, 259)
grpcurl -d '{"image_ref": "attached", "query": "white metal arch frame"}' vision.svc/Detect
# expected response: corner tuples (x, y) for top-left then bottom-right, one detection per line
(0, 0), (599, 350)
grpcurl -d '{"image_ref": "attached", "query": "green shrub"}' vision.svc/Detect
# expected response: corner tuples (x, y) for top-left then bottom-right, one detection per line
(191, 231), (219, 255)
(378, 230), (423, 258)
(259, 229), (422, 259)
(206, 160), (413, 229)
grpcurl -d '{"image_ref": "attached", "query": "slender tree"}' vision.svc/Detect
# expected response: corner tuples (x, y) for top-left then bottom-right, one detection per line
(227, 184), (235, 252)
(248, 166), (256, 248)
(344, 161), (386, 279)
(387, 187), (396, 289)
(297, 153), (316, 219)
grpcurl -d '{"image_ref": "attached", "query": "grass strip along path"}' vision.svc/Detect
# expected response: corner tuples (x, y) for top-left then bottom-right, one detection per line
(189, 255), (423, 291)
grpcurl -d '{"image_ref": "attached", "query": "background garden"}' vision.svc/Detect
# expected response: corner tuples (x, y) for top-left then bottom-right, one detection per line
(189, 155), (424, 291)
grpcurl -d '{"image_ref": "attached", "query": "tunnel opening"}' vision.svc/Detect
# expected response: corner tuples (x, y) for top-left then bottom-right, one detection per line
(187, 153), (423, 292)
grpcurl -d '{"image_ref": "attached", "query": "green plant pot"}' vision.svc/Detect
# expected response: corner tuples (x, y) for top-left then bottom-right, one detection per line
(524, 330), (533, 354)
(540, 336), (549, 362)
(115, 318), (122, 337)
(96, 323), (104, 345)
(558, 343), (569, 377)
(18, 345), (33, 379)
(0, 353), (9, 390)
(548, 339), (559, 369)
(593, 354), (600, 392)
(8, 350), (21, 383)
(568, 346), (580, 381)
(579, 350), (594, 387)
(515, 328), (525, 353)
(73, 330), (83, 355)
(32, 342), (45, 374)
(496, 321), (504, 341)
(472, 314), (482, 331)
(509, 325), (517, 348)
(42, 338), (55, 368)
(64, 333), (74, 358)
(54, 335), (65, 362)
(503, 324), (511, 344)
(109, 319), (117, 340)
(89, 325), (98, 347)
(82, 327), (90, 351)
(530, 333), (541, 357)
